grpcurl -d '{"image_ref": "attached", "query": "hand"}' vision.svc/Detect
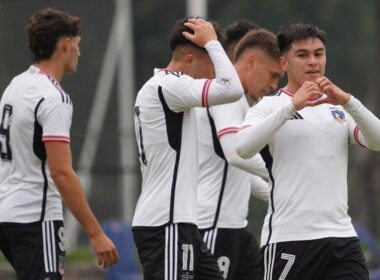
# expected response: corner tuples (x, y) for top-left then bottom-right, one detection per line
(182, 18), (217, 48)
(89, 231), (119, 269)
(291, 81), (326, 110)
(316, 76), (350, 105)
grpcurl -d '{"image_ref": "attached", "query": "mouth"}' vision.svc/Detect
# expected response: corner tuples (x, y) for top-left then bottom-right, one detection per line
(305, 70), (320, 75)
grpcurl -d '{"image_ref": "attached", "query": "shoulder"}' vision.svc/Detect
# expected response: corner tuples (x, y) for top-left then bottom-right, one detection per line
(150, 70), (200, 98)
(256, 93), (284, 107)
(35, 75), (72, 105)
(210, 96), (244, 114)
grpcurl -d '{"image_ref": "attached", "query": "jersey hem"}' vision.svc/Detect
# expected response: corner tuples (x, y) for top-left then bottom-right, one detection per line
(261, 230), (358, 247)
(132, 221), (198, 230)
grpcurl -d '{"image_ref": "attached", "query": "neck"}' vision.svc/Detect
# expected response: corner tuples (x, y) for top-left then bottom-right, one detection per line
(35, 59), (64, 82)
(166, 59), (185, 74)
(285, 80), (301, 94)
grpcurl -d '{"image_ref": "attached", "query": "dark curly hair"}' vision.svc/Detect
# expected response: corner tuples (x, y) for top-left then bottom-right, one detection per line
(26, 7), (82, 62)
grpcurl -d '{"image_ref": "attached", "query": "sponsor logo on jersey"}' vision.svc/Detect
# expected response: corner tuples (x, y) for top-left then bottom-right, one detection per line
(217, 77), (231, 85)
(290, 112), (303, 120)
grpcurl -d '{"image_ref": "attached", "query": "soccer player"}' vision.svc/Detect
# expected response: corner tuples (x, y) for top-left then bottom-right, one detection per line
(236, 22), (380, 280)
(0, 8), (118, 280)
(196, 27), (283, 280)
(132, 18), (244, 279)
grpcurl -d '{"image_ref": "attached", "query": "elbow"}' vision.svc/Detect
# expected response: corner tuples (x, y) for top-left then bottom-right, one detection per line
(235, 144), (252, 159)
(50, 167), (74, 186)
(223, 83), (244, 103)
(235, 134), (253, 159)
(231, 83), (245, 101)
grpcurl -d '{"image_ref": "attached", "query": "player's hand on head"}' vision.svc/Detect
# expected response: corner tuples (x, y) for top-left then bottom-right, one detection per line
(292, 81), (325, 110)
(90, 231), (119, 269)
(315, 76), (350, 105)
(183, 18), (217, 48)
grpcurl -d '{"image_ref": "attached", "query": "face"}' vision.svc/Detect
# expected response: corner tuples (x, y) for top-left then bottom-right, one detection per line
(281, 37), (326, 88)
(240, 49), (283, 101)
(64, 35), (81, 74)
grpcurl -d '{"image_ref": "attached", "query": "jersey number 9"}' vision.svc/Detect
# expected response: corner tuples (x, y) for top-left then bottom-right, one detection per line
(0, 104), (13, 161)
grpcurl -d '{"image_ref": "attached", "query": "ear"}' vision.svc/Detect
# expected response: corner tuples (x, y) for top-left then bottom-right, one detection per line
(279, 56), (288, 71)
(244, 51), (257, 71)
(184, 53), (194, 66)
(57, 37), (70, 54)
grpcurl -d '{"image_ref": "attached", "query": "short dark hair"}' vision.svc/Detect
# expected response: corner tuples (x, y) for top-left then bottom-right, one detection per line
(225, 19), (259, 47)
(277, 22), (326, 53)
(234, 28), (281, 61)
(169, 17), (226, 52)
(26, 7), (82, 62)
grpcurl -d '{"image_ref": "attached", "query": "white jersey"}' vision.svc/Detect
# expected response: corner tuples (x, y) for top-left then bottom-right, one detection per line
(239, 88), (380, 246)
(196, 97), (251, 229)
(132, 41), (244, 227)
(0, 65), (72, 223)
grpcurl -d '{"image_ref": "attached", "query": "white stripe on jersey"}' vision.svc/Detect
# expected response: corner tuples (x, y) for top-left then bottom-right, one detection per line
(202, 228), (218, 254)
(165, 224), (178, 280)
(174, 224), (178, 280)
(211, 228), (218, 254)
(263, 243), (276, 280)
(165, 226), (169, 280)
(42, 221), (58, 273)
(50, 221), (57, 272)
(42, 222), (50, 273)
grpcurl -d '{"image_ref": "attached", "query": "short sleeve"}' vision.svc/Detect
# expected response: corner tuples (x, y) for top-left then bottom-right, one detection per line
(37, 94), (73, 143)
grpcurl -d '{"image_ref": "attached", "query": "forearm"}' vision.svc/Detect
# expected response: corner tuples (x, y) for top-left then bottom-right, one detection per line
(250, 175), (270, 202)
(231, 154), (269, 180)
(205, 41), (244, 105)
(343, 95), (380, 151)
(53, 170), (102, 238)
(220, 133), (268, 179)
(236, 100), (296, 158)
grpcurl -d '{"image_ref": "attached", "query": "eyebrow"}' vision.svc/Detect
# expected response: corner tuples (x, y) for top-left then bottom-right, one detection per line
(295, 47), (325, 54)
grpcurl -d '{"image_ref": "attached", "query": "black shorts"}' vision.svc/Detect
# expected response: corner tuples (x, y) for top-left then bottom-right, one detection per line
(262, 237), (369, 280)
(0, 220), (65, 280)
(200, 227), (262, 280)
(132, 223), (223, 280)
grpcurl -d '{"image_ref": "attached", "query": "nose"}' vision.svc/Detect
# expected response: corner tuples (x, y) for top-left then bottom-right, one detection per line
(269, 80), (278, 91)
(308, 55), (318, 65)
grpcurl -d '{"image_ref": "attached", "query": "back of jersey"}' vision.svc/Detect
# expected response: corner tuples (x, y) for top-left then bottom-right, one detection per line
(0, 66), (72, 223)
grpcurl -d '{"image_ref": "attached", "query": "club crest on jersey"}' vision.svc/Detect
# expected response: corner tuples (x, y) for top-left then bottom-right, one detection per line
(330, 109), (346, 124)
